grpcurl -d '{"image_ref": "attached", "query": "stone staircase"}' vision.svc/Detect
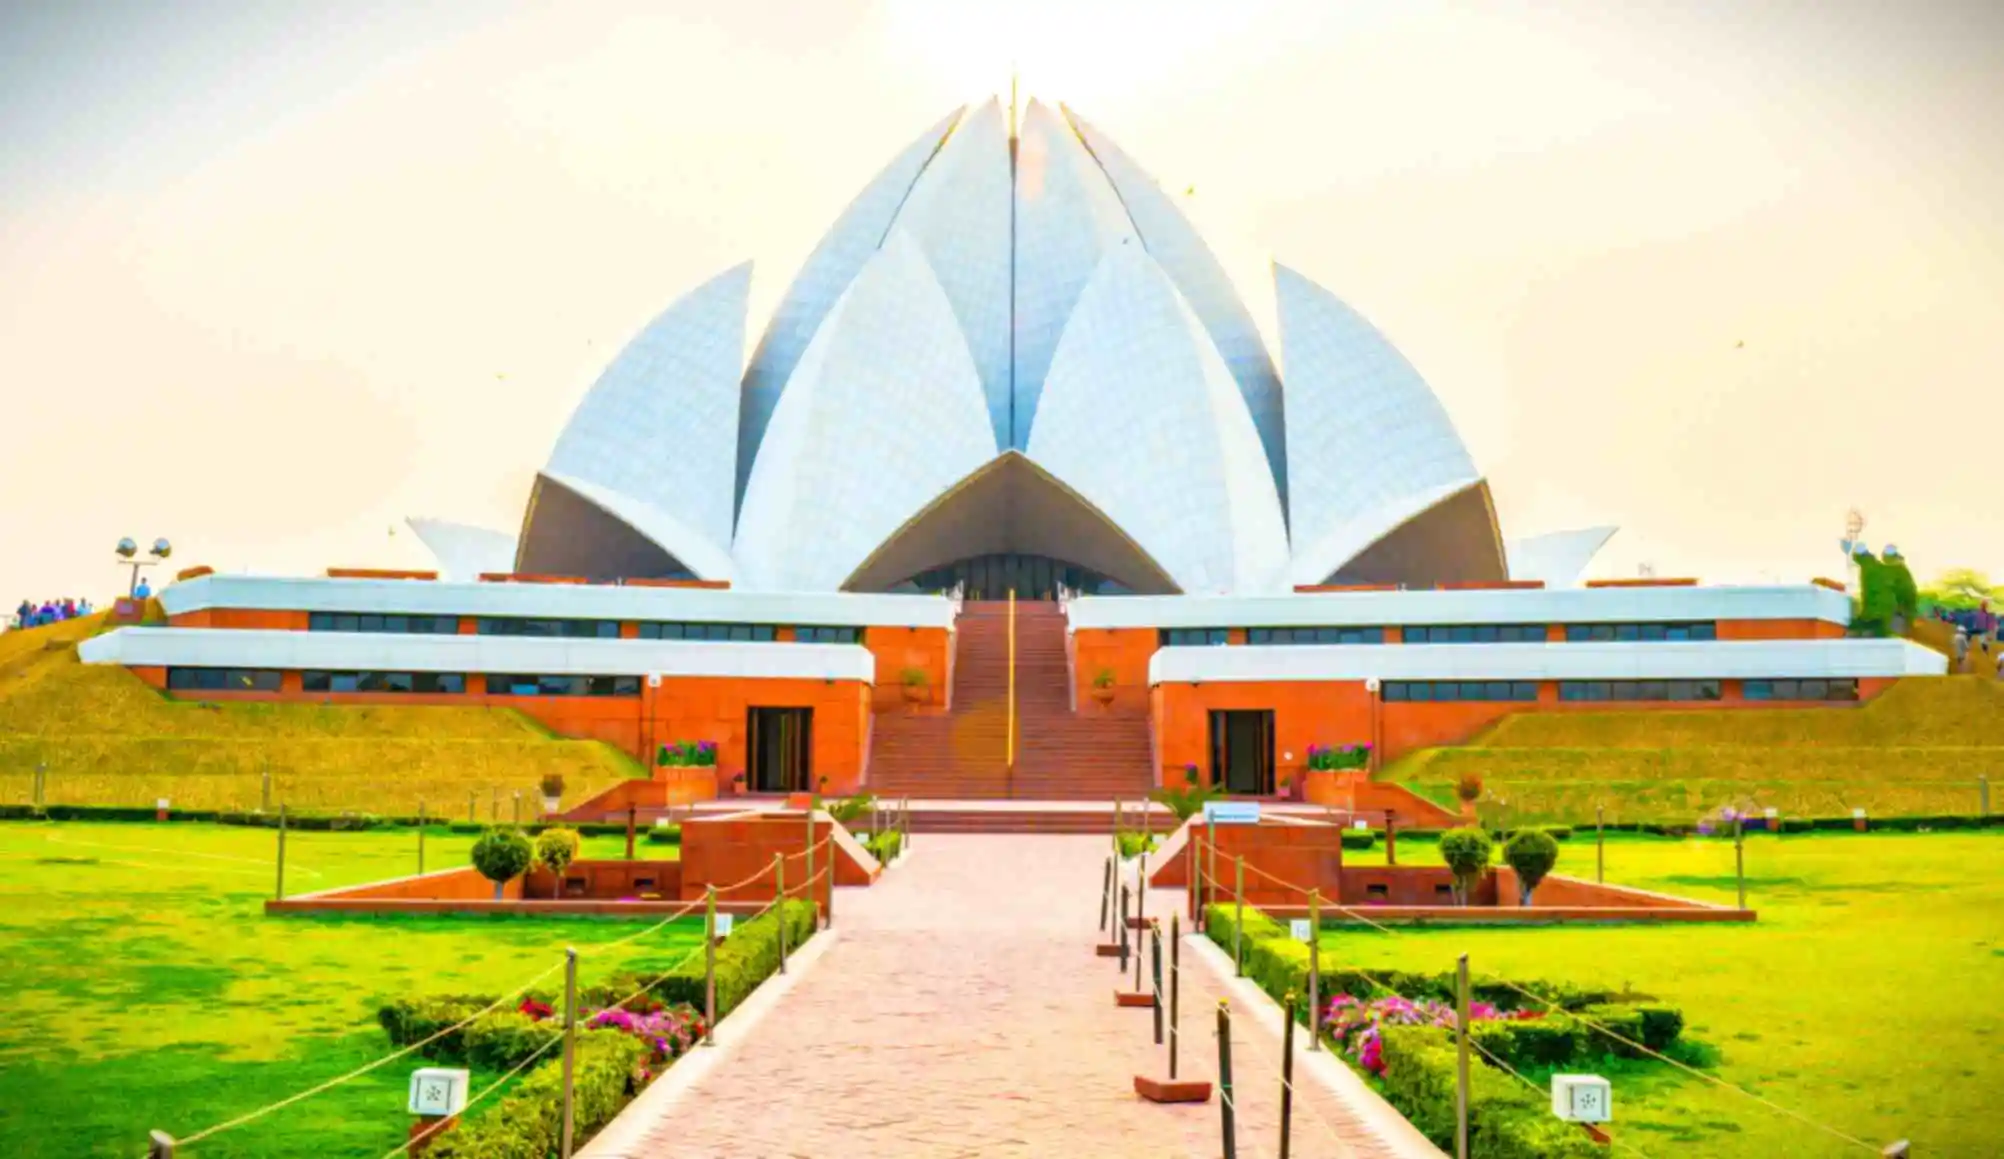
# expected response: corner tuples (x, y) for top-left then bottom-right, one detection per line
(866, 601), (1156, 801)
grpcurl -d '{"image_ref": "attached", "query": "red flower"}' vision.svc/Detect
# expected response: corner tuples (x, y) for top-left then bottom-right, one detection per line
(519, 998), (555, 1022)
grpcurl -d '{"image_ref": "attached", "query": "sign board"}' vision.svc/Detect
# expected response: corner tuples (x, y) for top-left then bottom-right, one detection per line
(1289, 919), (1313, 943)
(1550, 1074), (1612, 1124)
(714, 913), (735, 937)
(409, 1067), (470, 1117)
(1203, 801), (1261, 826)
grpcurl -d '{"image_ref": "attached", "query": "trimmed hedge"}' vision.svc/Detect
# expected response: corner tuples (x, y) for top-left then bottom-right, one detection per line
(1340, 830), (1377, 851)
(426, 1029), (649, 1159)
(646, 824), (682, 845)
(598, 900), (817, 1023)
(464, 1011), (562, 1070)
(378, 994), (496, 1059)
(1379, 1025), (1604, 1158)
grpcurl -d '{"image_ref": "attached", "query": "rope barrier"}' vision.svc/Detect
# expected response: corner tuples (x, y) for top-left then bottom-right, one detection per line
(1464, 1034), (1656, 1159)
(1187, 837), (1883, 1155)
(172, 958), (567, 1147)
(374, 1033), (565, 1159)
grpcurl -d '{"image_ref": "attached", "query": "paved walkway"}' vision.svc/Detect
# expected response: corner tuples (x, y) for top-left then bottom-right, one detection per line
(590, 836), (1441, 1158)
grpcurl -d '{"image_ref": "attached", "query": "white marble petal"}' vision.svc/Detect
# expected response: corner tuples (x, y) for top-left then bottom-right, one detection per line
(891, 98), (1014, 448)
(1062, 105), (1288, 504)
(1508, 526), (1620, 587)
(736, 107), (963, 504)
(1028, 246), (1289, 594)
(733, 229), (999, 591)
(545, 262), (751, 552)
(1010, 98), (1139, 447)
(1275, 263), (1488, 585)
(403, 518), (518, 583)
(540, 470), (738, 581)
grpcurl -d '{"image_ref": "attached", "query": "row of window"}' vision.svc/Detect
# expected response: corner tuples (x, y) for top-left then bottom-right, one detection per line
(1383, 681), (1541, 703)
(1744, 678), (1859, 702)
(307, 614), (859, 644)
(166, 668), (282, 692)
(1558, 680), (1725, 702)
(166, 669), (644, 697)
(303, 671), (466, 694)
(309, 613), (459, 635)
(1161, 622), (1720, 646)
(484, 674), (643, 698)
(1563, 622), (1718, 642)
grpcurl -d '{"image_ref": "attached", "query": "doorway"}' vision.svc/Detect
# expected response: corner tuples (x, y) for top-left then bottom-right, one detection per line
(1208, 710), (1274, 795)
(747, 707), (813, 794)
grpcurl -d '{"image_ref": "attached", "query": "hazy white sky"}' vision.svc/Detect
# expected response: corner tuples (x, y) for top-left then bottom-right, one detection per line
(3, 0), (2000, 606)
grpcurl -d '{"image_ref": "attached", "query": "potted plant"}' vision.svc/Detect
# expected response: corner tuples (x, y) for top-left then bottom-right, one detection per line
(899, 667), (930, 706)
(538, 774), (565, 816)
(730, 771), (746, 796)
(1455, 772), (1484, 819)
(1090, 667), (1116, 709)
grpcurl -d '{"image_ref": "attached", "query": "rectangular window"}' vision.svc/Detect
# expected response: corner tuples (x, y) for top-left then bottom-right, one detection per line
(1404, 624), (1547, 644)
(1246, 626), (1384, 645)
(482, 673), (639, 698)
(308, 612), (459, 634)
(166, 668), (282, 692)
(477, 618), (619, 639)
(1560, 679), (1724, 702)
(794, 626), (861, 644)
(1381, 680), (1539, 702)
(1160, 628), (1230, 647)
(1565, 621), (1717, 643)
(638, 621), (781, 642)
(1744, 678), (1856, 701)
(301, 671), (465, 694)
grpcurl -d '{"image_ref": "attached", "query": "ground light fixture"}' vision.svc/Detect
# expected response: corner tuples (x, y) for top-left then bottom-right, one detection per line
(116, 536), (172, 596)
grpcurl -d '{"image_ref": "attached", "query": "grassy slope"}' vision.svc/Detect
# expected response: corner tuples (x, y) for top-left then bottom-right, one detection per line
(0, 821), (696, 1159)
(0, 621), (642, 814)
(1387, 677), (2004, 822)
(1320, 831), (2004, 1158)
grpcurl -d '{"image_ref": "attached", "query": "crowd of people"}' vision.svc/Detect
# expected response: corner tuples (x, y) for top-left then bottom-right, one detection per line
(8, 597), (94, 632)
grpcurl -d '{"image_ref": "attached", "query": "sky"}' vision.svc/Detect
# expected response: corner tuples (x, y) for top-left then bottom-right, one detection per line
(3, 0), (2001, 606)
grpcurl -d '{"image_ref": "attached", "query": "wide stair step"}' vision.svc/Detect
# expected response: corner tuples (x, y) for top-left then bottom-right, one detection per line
(867, 600), (1155, 801)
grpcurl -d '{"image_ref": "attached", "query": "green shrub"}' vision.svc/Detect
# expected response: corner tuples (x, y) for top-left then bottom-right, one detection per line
(427, 1029), (648, 1159)
(1340, 829), (1377, 851)
(1632, 1002), (1685, 1052)
(867, 830), (902, 863)
(377, 995), (494, 1059)
(602, 900), (817, 1023)
(1377, 1025), (1603, 1158)
(1779, 817), (1813, 834)
(1575, 1003), (1646, 1059)
(1115, 830), (1158, 858)
(463, 1011), (562, 1070)
(470, 827), (534, 899)
(449, 821), (484, 835)
(1541, 826), (1573, 841)
(533, 828), (580, 876)
(1502, 829), (1560, 904)
(1438, 827), (1493, 905)
(645, 823), (682, 845)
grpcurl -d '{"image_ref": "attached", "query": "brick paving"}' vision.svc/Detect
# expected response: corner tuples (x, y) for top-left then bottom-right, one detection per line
(601, 836), (1442, 1158)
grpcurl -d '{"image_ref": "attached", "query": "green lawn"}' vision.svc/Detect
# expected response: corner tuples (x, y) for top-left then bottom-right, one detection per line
(1319, 830), (2004, 1157)
(0, 821), (701, 1158)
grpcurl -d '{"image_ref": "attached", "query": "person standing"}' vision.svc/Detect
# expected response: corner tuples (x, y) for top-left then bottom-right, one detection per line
(1952, 628), (1970, 673)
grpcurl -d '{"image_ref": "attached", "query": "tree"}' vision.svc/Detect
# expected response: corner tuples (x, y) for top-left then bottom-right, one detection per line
(533, 827), (581, 900)
(1852, 550), (1897, 636)
(1437, 827), (1494, 907)
(1502, 829), (1560, 905)
(1884, 549), (1918, 624)
(471, 827), (535, 901)
(1922, 568), (2002, 612)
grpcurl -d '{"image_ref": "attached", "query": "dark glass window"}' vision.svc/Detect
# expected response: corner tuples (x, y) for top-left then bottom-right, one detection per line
(1744, 678), (1856, 702)
(1565, 622), (1717, 643)
(477, 618), (619, 639)
(308, 612), (459, 634)
(302, 671), (465, 694)
(482, 673), (640, 698)
(1382, 680), (1538, 703)
(1246, 626), (1385, 645)
(637, 622), (780, 642)
(166, 667), (282, 692)
(794, 626), (861, 644)
(1160, 628), (1230, 647)
(1560, 679), (1721, 702)
(1403, 624), (1546, 644)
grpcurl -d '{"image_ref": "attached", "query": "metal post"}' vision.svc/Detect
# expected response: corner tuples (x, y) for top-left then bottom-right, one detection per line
(513, 790), (522, 824)
(491, 787), (498, 822)
(33, 761), (45, 810)
(1206, 815), (1218, 929)
(1169, 913), (1182, 1079)
(261, 760), (271, 813)
(1187, 828), (1199, 923)
(1735, 814), (1747, 912)
(805, 808), (818, 930)
(560, 946), (578, 1158)
(1596, 805), (1605, 883)
(1134, 900), (1146, 993)
(1234, 856), (1246, 977)
(275, 804), (287, 900)
(468, 790), (476, 823)
(1119, 884), (1131, 971)
(625, 805), (636, 860)
(1137, 850), (1148, 931)
(1150, 921), (1164, 1044)
(1100, 856), (1113, 932)
(1217, 1001), (1237, 1159)
(703, 885), (717, 1045)
(1307, 888), (1321, 1051)
(418, 799), (426, 876)
(1455, 954), (1471, 1159)
(1114, 798), (1122, 853)
(774, 853), (788, 973)
(1982, 775), (1991, 819)
(1280, 991), (1296, 1159)
(147, 1130), (175, 1158)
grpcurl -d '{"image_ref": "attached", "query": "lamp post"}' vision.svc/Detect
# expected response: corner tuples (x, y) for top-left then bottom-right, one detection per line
(116, 537), (172, 597)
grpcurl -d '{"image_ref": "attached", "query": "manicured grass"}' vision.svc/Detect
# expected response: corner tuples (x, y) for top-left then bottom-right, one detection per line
(0, 821), (701, 1158)
(0, 631), (643, 815)
(1315, 830), (2004, 1157)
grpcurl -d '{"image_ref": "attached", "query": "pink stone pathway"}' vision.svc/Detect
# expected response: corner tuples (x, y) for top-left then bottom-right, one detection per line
(590, 835), (1443, 1158)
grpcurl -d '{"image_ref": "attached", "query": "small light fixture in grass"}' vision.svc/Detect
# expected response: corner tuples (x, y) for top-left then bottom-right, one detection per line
(1503, 828), (1559, 905)
(470, 827), (534, 901)
(1438, 826), (1493, 907)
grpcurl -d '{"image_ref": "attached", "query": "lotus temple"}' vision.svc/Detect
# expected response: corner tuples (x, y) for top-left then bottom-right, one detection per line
(80, 99), (1946, 805)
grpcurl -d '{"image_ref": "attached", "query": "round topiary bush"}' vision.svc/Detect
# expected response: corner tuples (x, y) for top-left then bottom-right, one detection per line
(1503, 828), (1561, 905)
(532, 827), (581, 901)
(471, 827), (535, 900)
(1437, 826), (1494, 907)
